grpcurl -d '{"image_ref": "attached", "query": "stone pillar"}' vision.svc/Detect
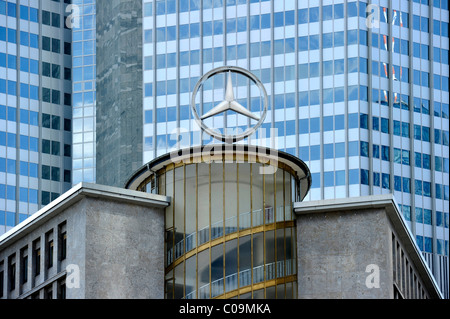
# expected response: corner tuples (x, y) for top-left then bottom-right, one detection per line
(96, 0), (143, 187)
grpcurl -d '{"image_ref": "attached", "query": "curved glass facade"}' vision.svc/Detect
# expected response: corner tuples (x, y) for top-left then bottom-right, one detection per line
(129, 147), (310, 299)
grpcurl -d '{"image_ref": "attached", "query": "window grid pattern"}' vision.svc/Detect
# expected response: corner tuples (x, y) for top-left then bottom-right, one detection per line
(71, 0), (96, 185)
(142, 0), (448, 297)
(1, 0), (72, 236)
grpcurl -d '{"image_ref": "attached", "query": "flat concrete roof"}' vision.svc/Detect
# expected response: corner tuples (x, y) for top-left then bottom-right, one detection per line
(294, 194), (443, 299)
(0, 183), (170, 250)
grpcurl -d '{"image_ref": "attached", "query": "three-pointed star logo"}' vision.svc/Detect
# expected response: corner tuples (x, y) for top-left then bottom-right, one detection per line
(201, 72), (260, 121)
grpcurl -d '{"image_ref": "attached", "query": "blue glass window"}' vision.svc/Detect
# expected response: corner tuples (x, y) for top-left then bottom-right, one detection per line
(156, 27), (166, 42)
(324, 171), (334, 187)
(29, 137), (38, 152)
(310, 90), (320, 105)
(299, 146), (309, 161)
(335, 143), (345, 158)
(373, 172), (380, 187)
(323, 33), (333, 49)
(381, 118), (389, 134)
(19, 188), (28, 203)
(286, 120), (295, 136)
(422, 126), (430, 142)
(261, 13), (270, 29)
(423, 181), (431, 197)
(348, 141), (358, 156)
(402, 177), (410, 193)
(311, 172), (320, 188)
(360, 141), (369, 157)
(309, 35), (319, 50)
(7, 159), (15, 174)
(144, 30), (152, 43)
(20, 135), (28, 150)
(402, 122), (410, 138)
(167, 26), (176, 41)
(323, 116), (333, 131)
(347, 1), (358, 17)
(6, 211), (15, 226)
(360, 114), (368, 129)
(347, 30), (357, 45)
(372, 117), (379, 131)
(361, 169), (369, 185)
(298, 36), (308, 52)
(144, 2), (152, 16)
(359, 30), (367, 46)
(423, 154), (431, 169)
(309, 7), (319, 23)
(299, 119), (308, 134)
(156, 0), (165, 15)
(381, 145), (390, 161)
(334, 31), (344, 47)
(334, 59), (344, 75)
(324, 144), (334, 159)
(348, 85), (358, 100)
(335, 170), (345, 186)
(310, 62), (319, 78)
(7, 132), (16, 148)
(348, 113), (358, 129)
(334, 4), (344, 19)
(145, 83), (152, 97)
(349, 169), (359, 184)
(7, 2), (16, 17)
(382, 173), (390, 189)
(402, 150), (410, 166)
(334, 115), (344, 130)
(203, 21), (213, 36)
(393, 120), (401, 136)
(415, 180), (423, 195)
(298, 9), (308, 24)
(436, 184), (443, 199)
(310, 145), (320, 161)
(310, 118), (320, 133)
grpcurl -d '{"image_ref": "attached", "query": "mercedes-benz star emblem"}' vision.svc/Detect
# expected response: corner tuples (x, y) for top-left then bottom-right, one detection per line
(191, 66), (268, 143)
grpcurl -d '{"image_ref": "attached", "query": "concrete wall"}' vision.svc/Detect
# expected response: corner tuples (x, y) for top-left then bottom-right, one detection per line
(83, 197), (165, 298)
(296, 208), (392, 299)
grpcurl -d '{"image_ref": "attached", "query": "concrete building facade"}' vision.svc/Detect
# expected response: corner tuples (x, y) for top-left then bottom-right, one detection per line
(0, 182), (169, 299)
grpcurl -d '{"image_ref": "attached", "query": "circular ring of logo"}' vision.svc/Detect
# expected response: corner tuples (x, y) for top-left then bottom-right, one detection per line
(191, 66), (268, 143)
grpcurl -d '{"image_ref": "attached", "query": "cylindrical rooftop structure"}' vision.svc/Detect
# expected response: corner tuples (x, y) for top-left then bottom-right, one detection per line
(125, 144), (311, 299)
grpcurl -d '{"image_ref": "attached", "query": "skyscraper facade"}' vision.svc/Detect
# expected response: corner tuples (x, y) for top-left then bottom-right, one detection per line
(0, 0), (72, 236)
(71, 0), (96, 185)
(135, 0), (448, 297)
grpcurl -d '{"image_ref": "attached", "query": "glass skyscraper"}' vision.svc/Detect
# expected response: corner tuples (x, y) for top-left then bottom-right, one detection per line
(0, 0), (72, 235)
(139, 0), (448, 297)
(71, 0), (95, 185)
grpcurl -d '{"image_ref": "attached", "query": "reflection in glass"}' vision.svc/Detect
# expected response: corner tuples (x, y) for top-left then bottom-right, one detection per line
(198, 164), (210, 246)
(211, 244), (224, 297)
(225, 239), (238, 292)
(186, 165), (196, 252)
(174, 167), (185, 259)
(225, 164), (237, 234)
(211, 163), (223, 240)
(156, 159), (301, 299)
(186, 255), (196, 299)
(198, 248), (210, 299)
